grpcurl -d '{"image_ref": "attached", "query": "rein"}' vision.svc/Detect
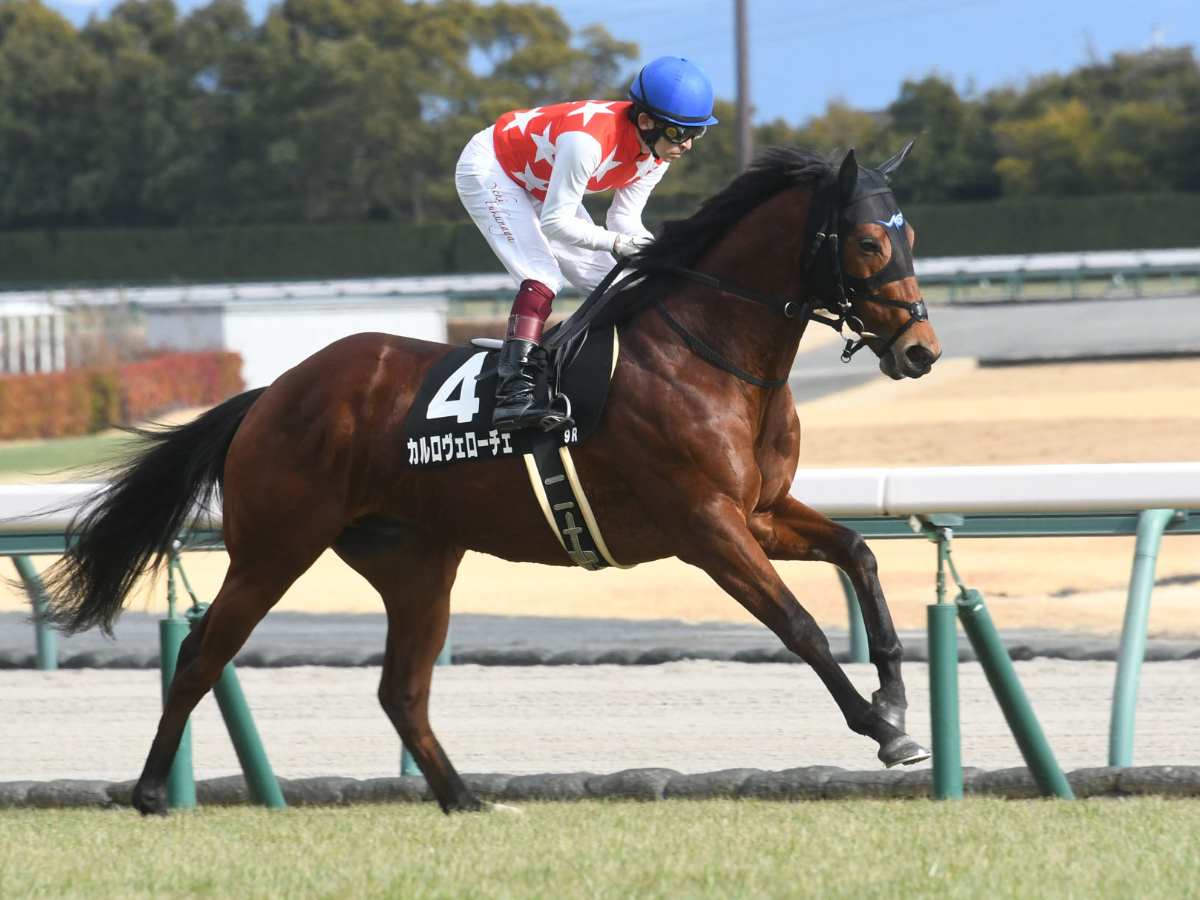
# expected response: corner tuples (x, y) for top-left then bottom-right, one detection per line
(545, 172), (928, 390)
(634, 220), (926, 387)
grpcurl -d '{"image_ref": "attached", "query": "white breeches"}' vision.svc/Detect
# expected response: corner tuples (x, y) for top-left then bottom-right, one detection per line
(455, 127), (617, 296)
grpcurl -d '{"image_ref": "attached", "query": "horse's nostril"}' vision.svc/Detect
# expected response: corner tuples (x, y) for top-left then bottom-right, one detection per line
(905, 344), (933, 371)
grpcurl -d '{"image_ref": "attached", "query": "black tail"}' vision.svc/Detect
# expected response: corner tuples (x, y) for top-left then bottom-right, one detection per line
(43, 388), (267, 635)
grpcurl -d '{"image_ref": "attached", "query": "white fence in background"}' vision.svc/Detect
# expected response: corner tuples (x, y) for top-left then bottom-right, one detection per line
(0, 302), (66, 375)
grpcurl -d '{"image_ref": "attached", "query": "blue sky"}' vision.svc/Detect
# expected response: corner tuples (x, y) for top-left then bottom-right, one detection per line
(46, 0), (1200, 125)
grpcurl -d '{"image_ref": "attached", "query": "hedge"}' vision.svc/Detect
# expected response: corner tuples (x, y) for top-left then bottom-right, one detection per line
(0, 351), (244, 441)
(0, 191), (1198, 287)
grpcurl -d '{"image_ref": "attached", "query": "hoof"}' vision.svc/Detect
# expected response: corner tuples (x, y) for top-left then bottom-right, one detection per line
(878, 735), (931, 768)
(443, 795), (484, 814)
(131, 782), (169, 816)
(486, 802), (524, 815)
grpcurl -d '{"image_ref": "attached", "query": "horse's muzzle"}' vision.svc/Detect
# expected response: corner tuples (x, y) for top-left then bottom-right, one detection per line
(902, 343), (938, 377)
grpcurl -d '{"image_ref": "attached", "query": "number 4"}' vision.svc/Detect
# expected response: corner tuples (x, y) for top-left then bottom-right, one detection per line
(427, 352), (486, 424)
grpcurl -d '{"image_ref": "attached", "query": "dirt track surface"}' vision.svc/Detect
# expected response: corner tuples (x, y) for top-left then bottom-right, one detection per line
(1, 357), (1198, 635)
(4, 660), (1198, 782)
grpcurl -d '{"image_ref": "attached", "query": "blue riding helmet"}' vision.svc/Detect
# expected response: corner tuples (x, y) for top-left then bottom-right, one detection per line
(628, 57), (720, 127)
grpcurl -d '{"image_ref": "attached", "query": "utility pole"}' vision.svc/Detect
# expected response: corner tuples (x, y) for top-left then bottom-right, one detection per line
(735, 0), (752, 170)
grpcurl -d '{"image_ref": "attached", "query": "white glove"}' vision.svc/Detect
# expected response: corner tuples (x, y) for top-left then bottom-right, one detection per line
(612, 233), (653, 257)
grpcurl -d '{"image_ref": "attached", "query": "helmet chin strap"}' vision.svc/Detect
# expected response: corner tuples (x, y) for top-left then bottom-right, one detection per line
(638, 125), (662, 159)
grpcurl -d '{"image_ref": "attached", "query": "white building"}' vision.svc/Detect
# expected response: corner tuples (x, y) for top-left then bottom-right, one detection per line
(141, 290), (451, 389)
(0, 276), (519, 389)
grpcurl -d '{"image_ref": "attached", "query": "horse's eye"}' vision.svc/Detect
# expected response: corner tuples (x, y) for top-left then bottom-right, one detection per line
(858, 237), (881, 253)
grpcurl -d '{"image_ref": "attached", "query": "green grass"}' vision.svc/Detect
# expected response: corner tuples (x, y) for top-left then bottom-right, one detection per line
(1, 798), (1198, 899)
(0, 432), (135, 480)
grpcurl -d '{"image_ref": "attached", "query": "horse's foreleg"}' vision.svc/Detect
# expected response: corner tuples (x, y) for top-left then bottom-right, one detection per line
(332, 529), (481, 813)
(681, 499), (927, 767)
(752, 494), (907, 731)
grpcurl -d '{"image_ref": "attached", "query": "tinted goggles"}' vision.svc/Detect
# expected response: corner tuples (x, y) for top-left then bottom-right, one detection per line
(660, 122), (707, 144)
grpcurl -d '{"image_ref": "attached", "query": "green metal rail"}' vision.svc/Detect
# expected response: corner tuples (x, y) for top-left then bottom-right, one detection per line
(7, 509), (1195, 795)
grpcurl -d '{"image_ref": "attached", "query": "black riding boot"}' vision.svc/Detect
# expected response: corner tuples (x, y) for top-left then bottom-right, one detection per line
(493, 337), (571, 433)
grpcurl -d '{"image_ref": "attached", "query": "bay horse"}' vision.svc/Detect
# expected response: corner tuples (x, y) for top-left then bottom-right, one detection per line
(45, 144), (941, 815)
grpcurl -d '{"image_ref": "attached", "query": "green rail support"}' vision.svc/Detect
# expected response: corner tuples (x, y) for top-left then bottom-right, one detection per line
(12, 556), (57, 671)
(1109, 508), (1177, 767)
(933, 527), (1073, 799)
(922, 517), (1073, 800)
(161, 566), (196, 808)
(957, 589), (1074, 799)
(927, 528), (963, 800)
(401, 630), (453, 777)
(837, 569), (869, 664)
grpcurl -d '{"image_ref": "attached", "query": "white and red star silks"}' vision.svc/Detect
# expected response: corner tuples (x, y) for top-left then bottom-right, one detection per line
(455, 101), (666, 295)
(493, 101), (663, 202)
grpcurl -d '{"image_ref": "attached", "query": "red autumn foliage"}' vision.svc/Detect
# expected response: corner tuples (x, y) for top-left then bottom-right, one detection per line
(0, 352), (244, 440)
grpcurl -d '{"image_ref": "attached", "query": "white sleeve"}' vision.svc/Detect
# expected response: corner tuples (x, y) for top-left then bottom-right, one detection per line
(539, 131), (623, 253)
(607, 161), (667, 239)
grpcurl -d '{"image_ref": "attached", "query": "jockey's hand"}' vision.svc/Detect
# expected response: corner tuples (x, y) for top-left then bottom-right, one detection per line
(612, 234), (653, 257)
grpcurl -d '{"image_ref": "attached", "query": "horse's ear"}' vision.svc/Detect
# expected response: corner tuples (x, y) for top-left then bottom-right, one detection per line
(877, 138), (916, 183)
(837, 149), (859, 201)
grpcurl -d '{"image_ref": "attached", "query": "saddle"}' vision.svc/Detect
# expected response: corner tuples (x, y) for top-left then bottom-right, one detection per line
(403, 322), (617, 470)
(402, 268), (644, 570)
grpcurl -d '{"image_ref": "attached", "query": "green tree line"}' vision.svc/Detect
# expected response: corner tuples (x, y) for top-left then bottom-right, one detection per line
(2, 0), (1199, 231)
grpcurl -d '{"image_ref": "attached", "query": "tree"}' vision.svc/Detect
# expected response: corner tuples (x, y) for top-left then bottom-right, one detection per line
(0, 0), (104, 227)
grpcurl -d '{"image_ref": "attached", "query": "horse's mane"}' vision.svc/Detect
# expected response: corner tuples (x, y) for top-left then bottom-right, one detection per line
(640, 146), (835, 272)
(583, 146), (836, 331)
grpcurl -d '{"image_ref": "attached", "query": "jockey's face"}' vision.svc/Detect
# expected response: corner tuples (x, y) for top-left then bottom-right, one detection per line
(636, 112), (694, 162)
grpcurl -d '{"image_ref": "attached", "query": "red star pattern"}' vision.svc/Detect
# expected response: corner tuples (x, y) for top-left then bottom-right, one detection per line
(493, 101), (663, 201)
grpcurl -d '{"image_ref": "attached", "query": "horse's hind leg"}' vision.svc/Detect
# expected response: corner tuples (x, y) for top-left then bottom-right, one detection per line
(131, 547), (328, 815)
(332, 524), (481, 813)
(753, 494), (908, 730)
(681, 498), (928, 767)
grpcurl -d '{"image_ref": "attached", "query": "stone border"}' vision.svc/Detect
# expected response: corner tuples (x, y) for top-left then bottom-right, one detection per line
(4, 641), (1200, 670)
(3, 766), (1199, 808)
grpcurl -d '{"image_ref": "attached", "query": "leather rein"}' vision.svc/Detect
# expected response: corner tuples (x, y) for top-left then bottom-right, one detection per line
(636, 207), (927, 388)
(544, 181), (928, 390)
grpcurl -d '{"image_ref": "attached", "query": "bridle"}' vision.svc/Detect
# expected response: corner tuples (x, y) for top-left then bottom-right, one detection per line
(544, 158), (929, 389)
(799, 180), (928, 364)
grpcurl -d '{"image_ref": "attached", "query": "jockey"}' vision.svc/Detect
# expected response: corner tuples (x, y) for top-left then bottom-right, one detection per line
(455, 56), (719, 432)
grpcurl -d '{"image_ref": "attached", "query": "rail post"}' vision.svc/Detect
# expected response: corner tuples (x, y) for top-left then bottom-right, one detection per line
(956, 589), (1074, 798)
(927, 524), (963, 800)
(1109, 508), (1177, 766)
(837, 569), (869, 664)
(161, 552), (196, 809)
(12, 556), (57, 671)
(401, 628), (452, 776)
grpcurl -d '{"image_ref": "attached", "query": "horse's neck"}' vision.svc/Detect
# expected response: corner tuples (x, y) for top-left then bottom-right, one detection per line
(660, 187), (812, 379)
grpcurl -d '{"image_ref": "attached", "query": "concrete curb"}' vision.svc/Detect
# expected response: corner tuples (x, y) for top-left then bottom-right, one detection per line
(3, 766), (1198, 809)
(4, 641), (1200, 670)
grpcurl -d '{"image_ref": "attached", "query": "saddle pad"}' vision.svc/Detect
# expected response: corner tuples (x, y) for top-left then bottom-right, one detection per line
(404, 324), (618, 469)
